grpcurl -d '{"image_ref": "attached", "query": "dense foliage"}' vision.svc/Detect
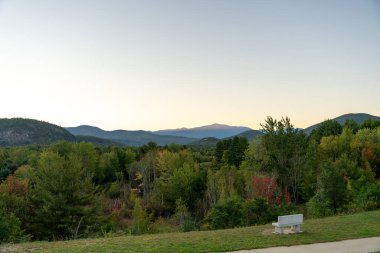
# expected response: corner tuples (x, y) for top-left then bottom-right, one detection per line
(0, 117), (379, 242)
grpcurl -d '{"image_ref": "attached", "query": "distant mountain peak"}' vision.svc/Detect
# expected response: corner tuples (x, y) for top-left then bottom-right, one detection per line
(205, 123), (230, 128)
(73, 125), (103, 130)
(200, 123), (246, 129)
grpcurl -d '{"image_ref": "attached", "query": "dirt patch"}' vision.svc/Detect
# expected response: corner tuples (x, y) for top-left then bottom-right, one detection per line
(261, 228), (274, 235)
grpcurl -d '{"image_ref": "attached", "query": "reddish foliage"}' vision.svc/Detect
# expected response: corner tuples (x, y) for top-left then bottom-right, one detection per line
(1, 175), (29, 197)
(251, 176), (291, 205)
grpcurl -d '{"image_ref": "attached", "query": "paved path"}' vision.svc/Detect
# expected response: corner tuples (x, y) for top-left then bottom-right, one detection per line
(229, 237), (380, 253)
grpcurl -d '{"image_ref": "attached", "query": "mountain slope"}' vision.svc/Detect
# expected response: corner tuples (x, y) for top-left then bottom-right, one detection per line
(154, 123), (251, 139)
(303, 113), (380, 134)
(187, 137), (220, 148)
(75, 135), (124, 146)
(66, 125), (197, 146)
(234, 129), (263, 141)
(0, 118), (76, 146)
(188, 129), (263, 147)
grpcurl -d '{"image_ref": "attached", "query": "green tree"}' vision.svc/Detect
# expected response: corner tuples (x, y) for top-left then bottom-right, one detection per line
(343, 119), (359, 133)
(98, 151), (120, 183)
(361, 119), (380, 130)
(299, 139), (320, 201)
(307, 161), (348, 216)
(0, 211), (23, 243)
(243, 198), (274, 226)
(131, 196), (151, 235)
(205, 197), (244, 229)
(130, 151), (157, 196)
(256, 116), (308, 203)
(174, 198), (196, 232)
(310, 119), (342, 143)
(124, 148), (136, 181)
(28, 151), (100, 240)
(216, 137), (249, 168)
(154, 150), (206, 213)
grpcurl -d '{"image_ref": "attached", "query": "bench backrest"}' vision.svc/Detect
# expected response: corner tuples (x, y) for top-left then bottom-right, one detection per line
(277, 214), (303, 226)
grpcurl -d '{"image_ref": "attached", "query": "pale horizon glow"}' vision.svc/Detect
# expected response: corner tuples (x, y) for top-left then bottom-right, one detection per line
(0, 1), (379, 131)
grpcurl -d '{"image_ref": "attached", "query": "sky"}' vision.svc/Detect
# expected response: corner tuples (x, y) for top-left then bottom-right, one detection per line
(0, 0), (379, 131)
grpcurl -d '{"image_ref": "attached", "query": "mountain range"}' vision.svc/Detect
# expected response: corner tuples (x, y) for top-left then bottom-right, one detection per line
(153, 123), (251, 139)
(65, 124), (257, 146)
(0, 113), (379, 147)
(65, 125), (197, 146)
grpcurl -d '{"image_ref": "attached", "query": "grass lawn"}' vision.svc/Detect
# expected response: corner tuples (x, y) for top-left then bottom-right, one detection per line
(1, 210), (380, 253)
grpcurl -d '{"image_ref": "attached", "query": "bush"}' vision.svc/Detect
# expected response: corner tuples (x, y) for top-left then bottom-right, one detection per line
(349, 182), (380, 211)
(307, 194), (334, 218)
(108, 182), (121, 199)
(243, 198), (274, 225)
(0, 211), (23, 243)
(131, 197), (151, 235)
(175, 198), (197, 232)
(307, 161), (348, 217)
(205, 197), (244, 229)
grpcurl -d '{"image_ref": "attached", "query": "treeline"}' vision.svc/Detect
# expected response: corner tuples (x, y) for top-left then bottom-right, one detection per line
(0, 117), (379, 243)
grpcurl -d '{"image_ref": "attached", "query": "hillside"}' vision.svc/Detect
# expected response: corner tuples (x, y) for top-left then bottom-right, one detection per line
(188, 137), (220, 147)
(66, 125), (197, 146)
(303, 113), (380, 134)
(0, 118), (76, 146)
(1, 210), (379, 253)
(154, 123), (251, 139)
(75, 135), (124, 146)
(234, 129), (263, 141)
(188, 130), (263, 148)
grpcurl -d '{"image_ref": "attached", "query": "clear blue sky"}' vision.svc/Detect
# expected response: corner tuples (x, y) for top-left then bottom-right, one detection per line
(0, 0), (379, 130)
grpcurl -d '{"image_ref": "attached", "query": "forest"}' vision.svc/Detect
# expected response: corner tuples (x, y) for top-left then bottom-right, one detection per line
(0, 117), (379, 243)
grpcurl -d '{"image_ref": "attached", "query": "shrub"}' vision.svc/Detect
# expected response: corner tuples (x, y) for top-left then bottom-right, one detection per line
(251, 176), (291, 205)
(243, 198), (274, 225)
(108, 182), (121, 199)
(307, 161), (348, 217)
(307, 194), (334, 218)
(0, 211), (23, 243)
(175, 198), (197, 232)
(131, 197), (151, 235)
(350, 182), (380, 211)
(205, 197), (244, 229)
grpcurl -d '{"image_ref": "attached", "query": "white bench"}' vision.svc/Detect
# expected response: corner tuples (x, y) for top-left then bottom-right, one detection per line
(272, 214), (303, 234)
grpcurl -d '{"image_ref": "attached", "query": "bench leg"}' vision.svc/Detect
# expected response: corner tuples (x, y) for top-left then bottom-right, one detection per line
(274, 226), (284, 234)
(291, 225), (301, 233)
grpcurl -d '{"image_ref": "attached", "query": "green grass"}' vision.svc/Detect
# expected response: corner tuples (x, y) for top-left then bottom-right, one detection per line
(1, 210), (380, 253)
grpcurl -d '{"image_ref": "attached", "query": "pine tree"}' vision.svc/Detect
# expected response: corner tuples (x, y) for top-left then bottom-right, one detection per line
(28, 151), (99, 240)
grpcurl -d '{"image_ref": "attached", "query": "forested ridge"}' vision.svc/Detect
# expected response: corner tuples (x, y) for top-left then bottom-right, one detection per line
(0, 116), (379, 243)
(0, 118), (76, 146)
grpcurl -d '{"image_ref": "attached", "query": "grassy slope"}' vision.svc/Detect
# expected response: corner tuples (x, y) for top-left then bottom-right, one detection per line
(2, 210), (380, 253)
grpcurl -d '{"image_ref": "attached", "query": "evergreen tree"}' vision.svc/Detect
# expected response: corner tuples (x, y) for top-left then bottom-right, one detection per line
(28, 151), (99, 240)
(310, 119), (342, 143)
(307, 161), (348, 216)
